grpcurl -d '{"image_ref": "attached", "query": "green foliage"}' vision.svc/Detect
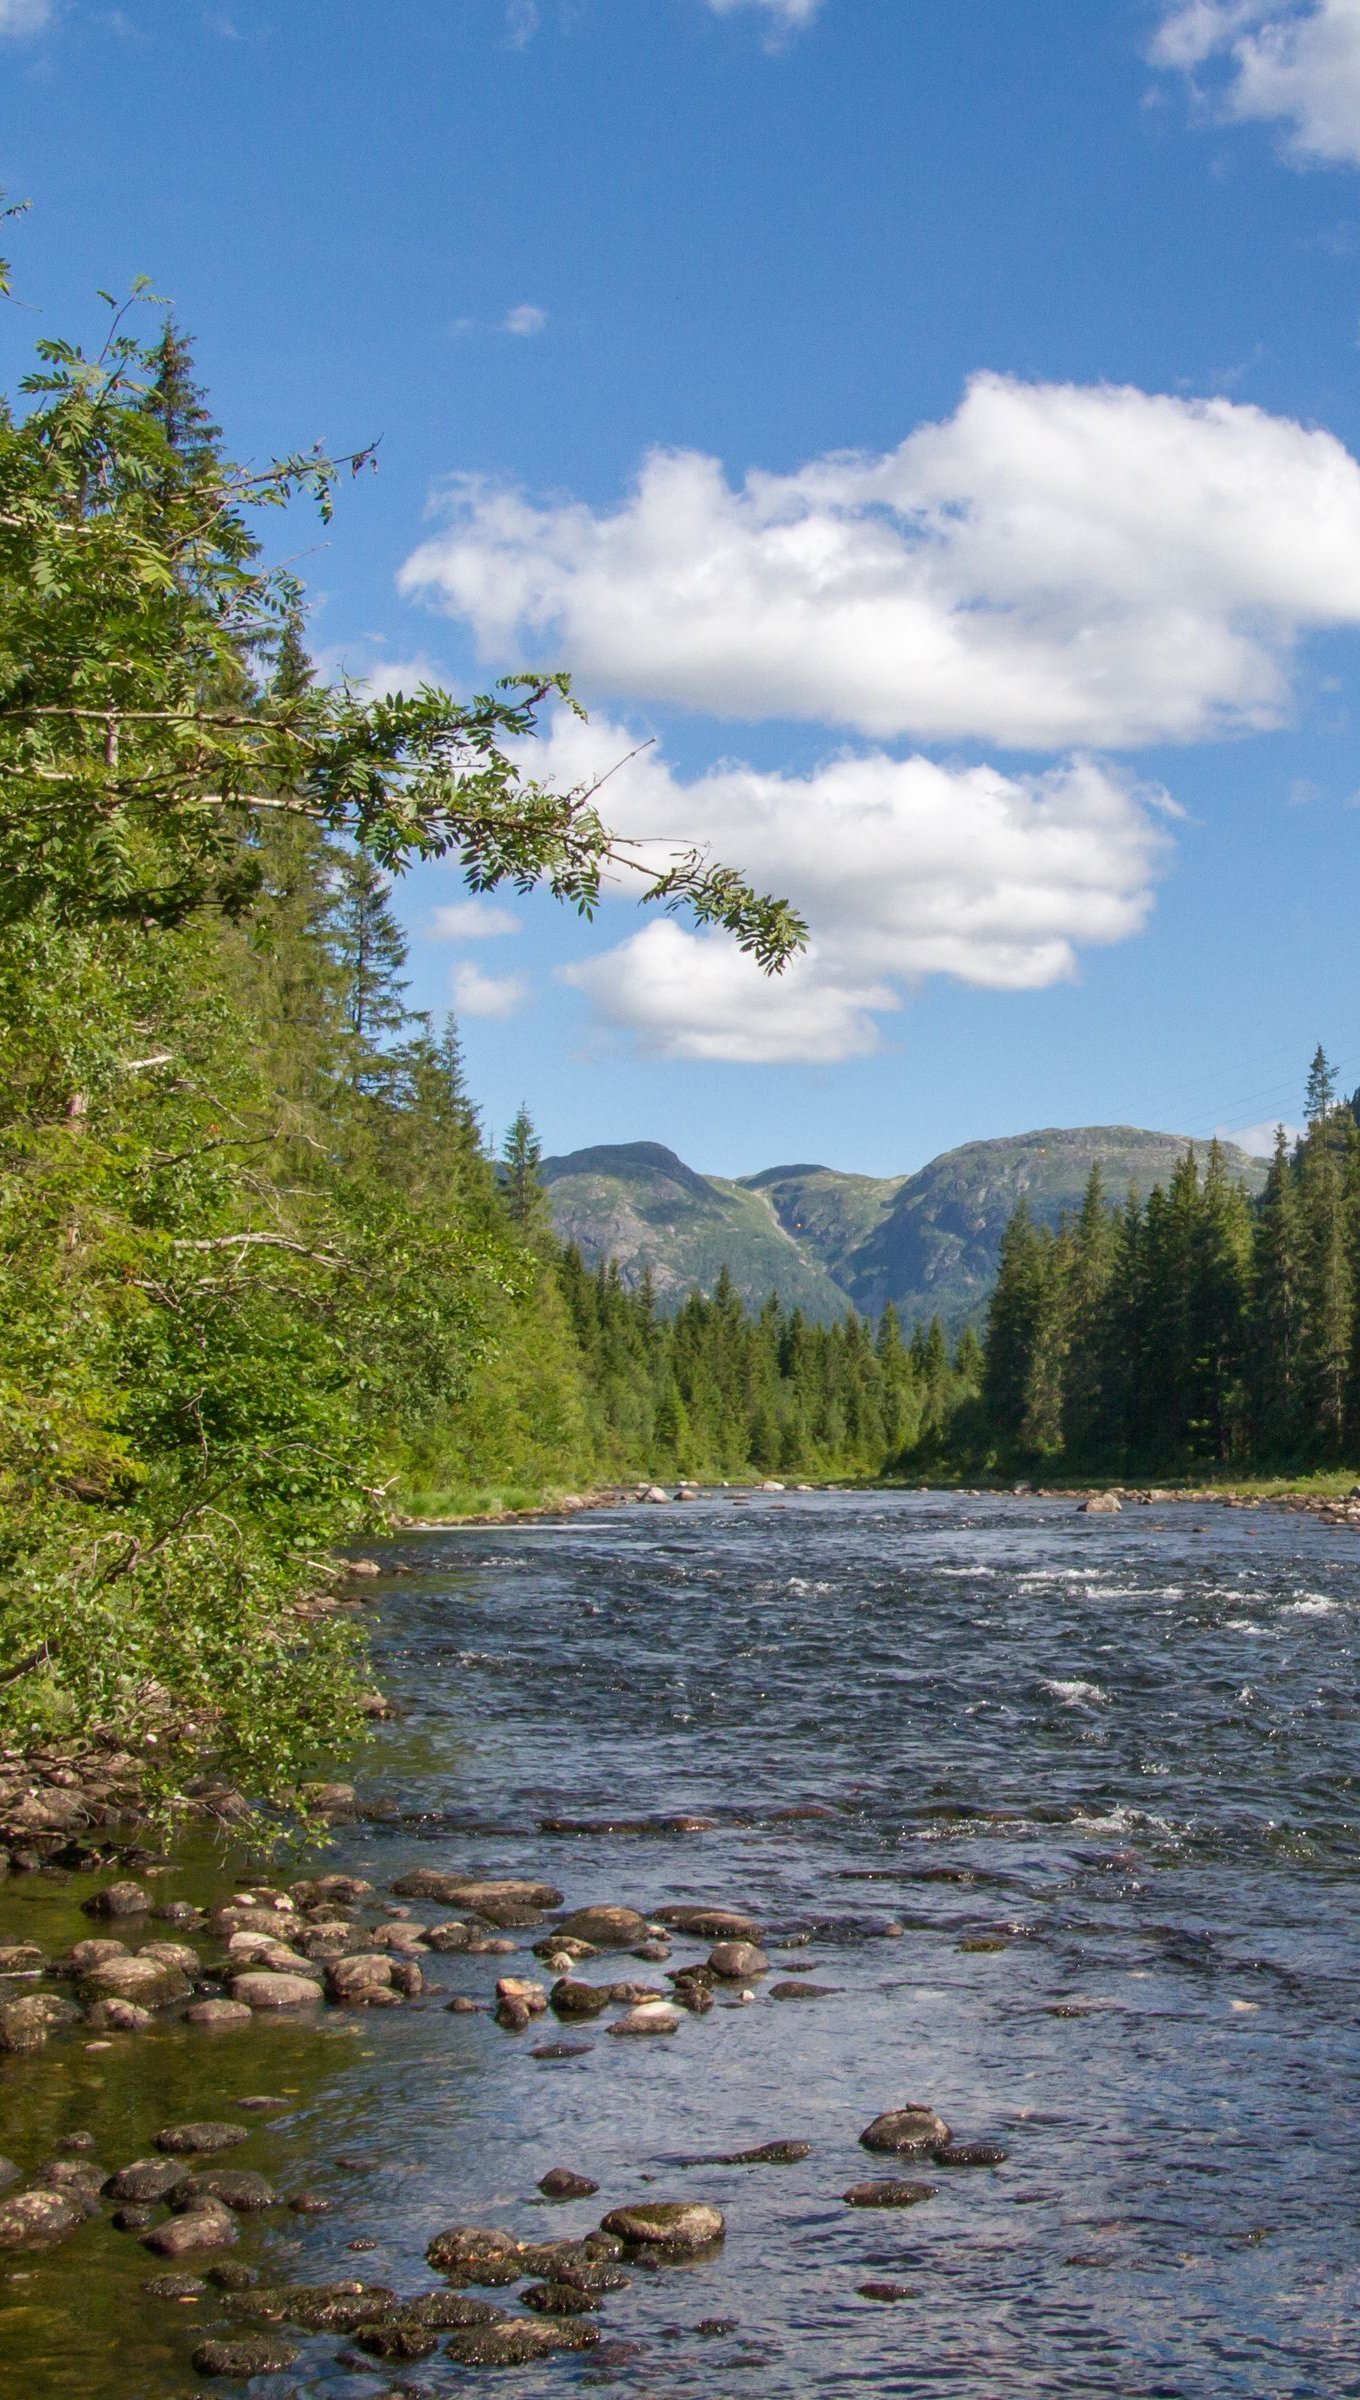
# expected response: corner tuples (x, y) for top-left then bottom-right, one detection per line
(0, 252), (804, 1808)
(968, 1069), (1360, 1475)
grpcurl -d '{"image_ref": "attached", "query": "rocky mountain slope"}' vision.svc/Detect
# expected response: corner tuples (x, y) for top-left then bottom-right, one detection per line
(542, 1126), (1269, 1331)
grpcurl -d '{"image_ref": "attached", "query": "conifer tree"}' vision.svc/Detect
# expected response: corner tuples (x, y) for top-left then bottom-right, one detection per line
(501, 1104), (552, 1240)
(333, 850), (411, 1087)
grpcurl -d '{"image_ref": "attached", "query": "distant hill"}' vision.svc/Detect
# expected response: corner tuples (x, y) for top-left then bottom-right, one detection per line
(542, 1127), (1269, 1331)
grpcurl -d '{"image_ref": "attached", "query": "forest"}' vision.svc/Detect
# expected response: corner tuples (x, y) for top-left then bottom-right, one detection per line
(4, 253), (1353, 1803)
(974, 1052), (1360, 1476)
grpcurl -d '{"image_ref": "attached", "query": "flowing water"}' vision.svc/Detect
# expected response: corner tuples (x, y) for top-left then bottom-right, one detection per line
(4, 1490), (1360, 2398)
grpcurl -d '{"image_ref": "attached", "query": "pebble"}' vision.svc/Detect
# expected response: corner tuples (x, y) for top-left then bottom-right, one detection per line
(654, 1905), (761, 1942)
(769, 1980), (839, 2001)
(859, 2280), (912, 2301)
(934, 2141), (1008, 2167)
(707, 1940), (769, 1980)
(531, 2039), (592, 2059)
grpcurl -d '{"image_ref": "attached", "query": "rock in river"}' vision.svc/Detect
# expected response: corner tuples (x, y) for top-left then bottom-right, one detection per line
(82, 1880), (149, 1918)
(607, 2002), (680, 2037)
(81, 1954), (190, 2010)
(600, 2202), (724, 2257)
(155, 2122), (249, 2156)
(0, 2190), (86, 2248)
(554, 1905), (651, 1949)
(391, 1870), (562, 1916)
(192, 2335), (301, 2377)
(707, 1940), (768, 1980)
(654, 1904), (762, 1942)
(550, 1978), (612, 2020)
(538, 2168), (600, 2200)
(228, 1970), (322, 2011)
(425, 2226), (526, 2285)
(843, 2180), (938, 2208)
(860, 2106), (952, 2155)
(142, 2199), (239, 2257)
(444, 2321), (598, 2365)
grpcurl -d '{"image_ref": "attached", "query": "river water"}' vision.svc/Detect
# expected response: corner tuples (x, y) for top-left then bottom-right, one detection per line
(4, 1490), (1360, 2399)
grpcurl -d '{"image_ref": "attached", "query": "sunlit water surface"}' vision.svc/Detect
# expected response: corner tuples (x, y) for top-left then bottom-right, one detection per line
(4, 1491), (1360, 2399)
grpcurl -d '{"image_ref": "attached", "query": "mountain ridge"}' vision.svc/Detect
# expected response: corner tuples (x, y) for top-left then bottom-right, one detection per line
(542, 1124), (1269, 1331)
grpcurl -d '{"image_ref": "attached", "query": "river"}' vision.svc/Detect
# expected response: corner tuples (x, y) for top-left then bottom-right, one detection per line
(3, 1490), (1360, 2397)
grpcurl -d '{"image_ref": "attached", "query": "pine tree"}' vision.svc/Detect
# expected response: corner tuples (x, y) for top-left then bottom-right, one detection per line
(1252, 1127), (1303, 1454)
(501, 1104), (551, 1240)
(332, 850), (411, 1088)
(1306, 1044), (1337, 1131)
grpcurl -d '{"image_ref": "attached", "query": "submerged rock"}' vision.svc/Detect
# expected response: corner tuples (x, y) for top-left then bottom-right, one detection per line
(554, 1905), (651, 1949)
(444, 2320), (598, 2365)
(521, 2280), (601, 2316)
(933, 2141), (1008, 2167)
(843, 2179), (938, 2208)
(350, 2320), (440, 2362)
(191, 2334), (301, 2377)
(654, 1905), (761, 1942)
(185, 1999), (252, 2030)
(155, 2122), (249, 2156)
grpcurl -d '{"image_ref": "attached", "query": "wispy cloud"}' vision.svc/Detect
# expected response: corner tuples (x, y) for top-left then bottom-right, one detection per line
(703, 0), (825, 32)
(0, 0), (56, 35)
(505, 0), (538, 47)
(431, 900), (523, 941)
(402, 373), (1360, 752)
(452, 961), (530, 1019)
(1153, 1), (1360, 168)
(502, 303), (547, 337)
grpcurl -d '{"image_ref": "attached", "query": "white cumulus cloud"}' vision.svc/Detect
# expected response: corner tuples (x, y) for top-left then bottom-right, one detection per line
(530, 713), (1170, 1063)
(1216, 1116), (1305, 1153)
(452, 961), (529, 1019)
(1154, 0), (1360, 166)
(503, 303), (547, 337)
(400, 373), (1360, 750)
(431, 900), (523, 941)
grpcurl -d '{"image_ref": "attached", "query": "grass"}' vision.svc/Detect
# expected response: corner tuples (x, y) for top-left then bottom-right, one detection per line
(395, 1480), (604, 1522)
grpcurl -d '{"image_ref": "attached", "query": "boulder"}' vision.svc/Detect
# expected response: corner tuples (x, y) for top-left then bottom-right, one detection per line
(654, 1904), (762, 1942)
(0, 1996), (57, 2054)
(1079, 1493), (1122, 1514)
(599, 2201), (724, 2257)
(141, 2200), (239, 2257)
(554, 1905), (650, 1950)
(186, 1999), (252, 2030)
(81, 1880), (149, 1918)
(0, 2189), (85, 2248)
(80, 1954), (189, 2009)
(326, 1953), (395, 2005)
(228, 1970), (323, 2011)
(84, 1998), (154, 2032)
(860, 2106), (951, 2155)
(192, 2335), (301, 2377)
(707, 1940), (768, 1980)
(391, 1870), (561, 1914)
(550, 1978), (612, 2020)
(425, 2225), (525, 2284)
(538, 2168), (600, 2200)
(106, 2156), (186, 2204)
(423, 1920), (472, 1952)
(607, 2002), (680, 2037)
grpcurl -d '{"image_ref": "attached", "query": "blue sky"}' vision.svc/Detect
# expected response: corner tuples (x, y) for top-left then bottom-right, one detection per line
(8, 0), (1360, 1174)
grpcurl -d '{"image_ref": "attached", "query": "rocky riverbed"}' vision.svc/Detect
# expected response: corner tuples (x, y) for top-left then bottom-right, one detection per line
(3, 1487), (1360, 2397)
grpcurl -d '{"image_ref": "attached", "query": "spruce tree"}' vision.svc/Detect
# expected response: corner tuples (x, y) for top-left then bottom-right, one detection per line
(332, 849), (411, 1088)
(501, 1104), (552, 1240)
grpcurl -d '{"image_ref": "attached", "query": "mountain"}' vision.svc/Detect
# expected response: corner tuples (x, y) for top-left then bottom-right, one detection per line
(542, 1126), (1269, 1331)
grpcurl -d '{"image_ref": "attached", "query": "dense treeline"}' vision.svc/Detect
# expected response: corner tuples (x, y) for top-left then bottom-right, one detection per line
(974, 1051), (1360, 1474)
(556, 1254), (982, 1483)
(0, 255), (795, 1798)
